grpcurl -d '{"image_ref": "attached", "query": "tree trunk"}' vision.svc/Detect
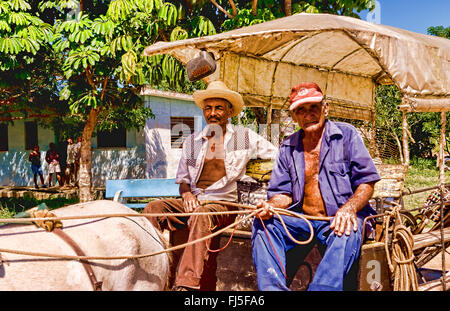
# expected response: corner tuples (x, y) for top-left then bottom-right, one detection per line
(78, 108), (99, 202)
(284, 0), (292, 16)
(251, 0), (258, 16)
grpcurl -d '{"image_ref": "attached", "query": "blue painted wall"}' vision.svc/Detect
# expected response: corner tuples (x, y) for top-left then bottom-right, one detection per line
(0, 93), (204, 187)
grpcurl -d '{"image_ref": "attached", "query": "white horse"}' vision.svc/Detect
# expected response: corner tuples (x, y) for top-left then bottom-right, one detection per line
(0, 200), (170, 291)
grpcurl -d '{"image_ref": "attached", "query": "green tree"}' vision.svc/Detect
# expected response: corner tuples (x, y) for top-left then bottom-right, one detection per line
(427, 25), (450, 39)
(426, 24), (449, 155)
(39, 0), (217, 201)
(373, 84), (404, 162)
(0, 0), (58, 123)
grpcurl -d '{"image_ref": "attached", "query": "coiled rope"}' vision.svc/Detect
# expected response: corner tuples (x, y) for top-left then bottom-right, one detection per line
(383, 203), (418, 291)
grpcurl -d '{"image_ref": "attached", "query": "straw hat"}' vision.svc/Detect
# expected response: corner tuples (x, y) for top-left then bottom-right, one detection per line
(193, 81), (244, 117)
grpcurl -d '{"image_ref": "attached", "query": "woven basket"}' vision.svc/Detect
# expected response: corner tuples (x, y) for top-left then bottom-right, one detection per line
(233, 159), (273, 231)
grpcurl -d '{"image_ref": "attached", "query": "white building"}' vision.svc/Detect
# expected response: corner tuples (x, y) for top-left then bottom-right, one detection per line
(0, 89), (205, 187)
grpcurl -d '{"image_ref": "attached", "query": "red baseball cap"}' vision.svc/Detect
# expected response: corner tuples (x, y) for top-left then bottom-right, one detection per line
(289, 82), (324, 111)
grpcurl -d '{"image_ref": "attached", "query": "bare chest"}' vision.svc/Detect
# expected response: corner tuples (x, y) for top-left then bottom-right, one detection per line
(304, 148), (320, 180)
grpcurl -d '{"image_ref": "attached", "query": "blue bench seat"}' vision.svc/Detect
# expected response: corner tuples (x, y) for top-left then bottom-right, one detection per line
(105, 178), (179, 209)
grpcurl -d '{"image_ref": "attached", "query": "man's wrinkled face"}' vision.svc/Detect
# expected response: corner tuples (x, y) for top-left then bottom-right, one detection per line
(291, 101), (329, 134)
(202, 98), (233, 128)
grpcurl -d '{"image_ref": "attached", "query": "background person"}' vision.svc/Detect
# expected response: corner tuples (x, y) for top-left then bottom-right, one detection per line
(28, 145), (46, 189)
(45, 143), (62, 187)
(65, 137), (76, 187)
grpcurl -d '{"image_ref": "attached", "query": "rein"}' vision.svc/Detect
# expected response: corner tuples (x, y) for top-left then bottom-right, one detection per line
(0, 201), (330, 261)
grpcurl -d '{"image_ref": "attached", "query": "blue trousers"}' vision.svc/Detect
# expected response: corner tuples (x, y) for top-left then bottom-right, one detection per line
(251, 210), (363, 291)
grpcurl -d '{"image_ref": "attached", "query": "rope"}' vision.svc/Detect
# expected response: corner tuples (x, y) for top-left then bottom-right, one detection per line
(0, 201), (330, 262)
(383, 203), (418, 291)
(0, 208), (261, 261)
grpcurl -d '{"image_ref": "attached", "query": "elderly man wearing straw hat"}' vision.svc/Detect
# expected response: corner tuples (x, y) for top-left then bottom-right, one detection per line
(144, 80), (277, 291)
(251, 82), (381, 291)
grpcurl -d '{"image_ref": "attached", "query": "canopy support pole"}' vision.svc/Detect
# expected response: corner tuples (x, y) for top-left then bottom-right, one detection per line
(266, 104), (273, 142)
(402, 110), (410, 170)
(439, 111), (447, 291)
(370, 85), (377, 158)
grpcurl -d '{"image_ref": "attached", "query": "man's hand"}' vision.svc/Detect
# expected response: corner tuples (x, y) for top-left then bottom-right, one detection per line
(181, 192), (199, 213)
(330, 182), (375, 236)
(330, 204), (358, 236)
(255, 200), (275, 220)
(255, 194), (292, 220)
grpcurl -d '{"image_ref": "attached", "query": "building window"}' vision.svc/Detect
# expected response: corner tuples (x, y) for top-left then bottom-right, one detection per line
(25, 121), (38, 150)
(97, 126), (126, 148)
(171, 116), (195, 149)
(0, 123), (8, 151)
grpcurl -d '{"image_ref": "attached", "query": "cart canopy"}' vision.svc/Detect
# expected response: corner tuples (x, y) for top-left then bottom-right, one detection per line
(144, 13), (450, 120)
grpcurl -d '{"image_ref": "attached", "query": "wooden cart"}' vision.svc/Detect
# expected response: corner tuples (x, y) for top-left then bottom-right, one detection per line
(143, 13), (450, 291)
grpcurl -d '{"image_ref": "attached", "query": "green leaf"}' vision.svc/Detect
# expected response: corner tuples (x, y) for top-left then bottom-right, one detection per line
(170, 27), (188, 41)
(9, 0), (31, 12)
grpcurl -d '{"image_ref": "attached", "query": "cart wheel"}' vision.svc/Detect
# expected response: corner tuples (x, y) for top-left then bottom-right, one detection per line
(412, 214), (427, 234)
(399, 210), (419, 233)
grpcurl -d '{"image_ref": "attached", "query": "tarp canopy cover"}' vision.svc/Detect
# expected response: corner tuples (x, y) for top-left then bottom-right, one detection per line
(144, 13), (450, 120)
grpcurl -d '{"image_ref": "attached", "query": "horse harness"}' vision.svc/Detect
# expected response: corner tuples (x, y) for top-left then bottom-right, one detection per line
(53, 228), (103, 291)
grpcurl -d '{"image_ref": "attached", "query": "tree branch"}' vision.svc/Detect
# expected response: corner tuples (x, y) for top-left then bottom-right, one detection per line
(209, 0), (234, 19)
(0, 94), (22, 106)
(100, 77), (109, 101)
(85, 65), (96, 89)
(228, 0), (238, 17)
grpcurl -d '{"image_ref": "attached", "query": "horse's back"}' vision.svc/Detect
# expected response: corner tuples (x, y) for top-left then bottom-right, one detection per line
(0, 200), (169, 291)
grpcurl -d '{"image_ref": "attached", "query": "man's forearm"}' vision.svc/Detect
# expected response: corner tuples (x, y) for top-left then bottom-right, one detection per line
(268, 193), (293, 209)
(179, 183), (192, 197)
(343, 182), (375, 213)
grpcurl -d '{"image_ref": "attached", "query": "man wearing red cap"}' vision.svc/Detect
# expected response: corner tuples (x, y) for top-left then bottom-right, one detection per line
(251, 82), (380, 291)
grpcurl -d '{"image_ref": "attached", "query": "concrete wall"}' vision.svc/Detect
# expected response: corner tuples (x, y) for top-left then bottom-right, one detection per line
(0, 120), (54, 186)
(143, 94), (204, 179)
(0, 93), (203, 187)
(91, 130), (146, 187)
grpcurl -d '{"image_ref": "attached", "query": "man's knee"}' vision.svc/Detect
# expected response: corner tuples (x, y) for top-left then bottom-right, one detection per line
(143, 200), (162, 214)
(143, 200), (169, 231)
(187, 205), (211, 230)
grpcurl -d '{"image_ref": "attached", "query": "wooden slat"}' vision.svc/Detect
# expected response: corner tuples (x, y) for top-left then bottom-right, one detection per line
(413, 227), (450, 250)
(418, 271), (450, 291)
(358, 242), (392, 291)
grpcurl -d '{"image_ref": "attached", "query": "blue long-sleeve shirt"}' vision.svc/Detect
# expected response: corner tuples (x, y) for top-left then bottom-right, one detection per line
(267, 119), (381, 220)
